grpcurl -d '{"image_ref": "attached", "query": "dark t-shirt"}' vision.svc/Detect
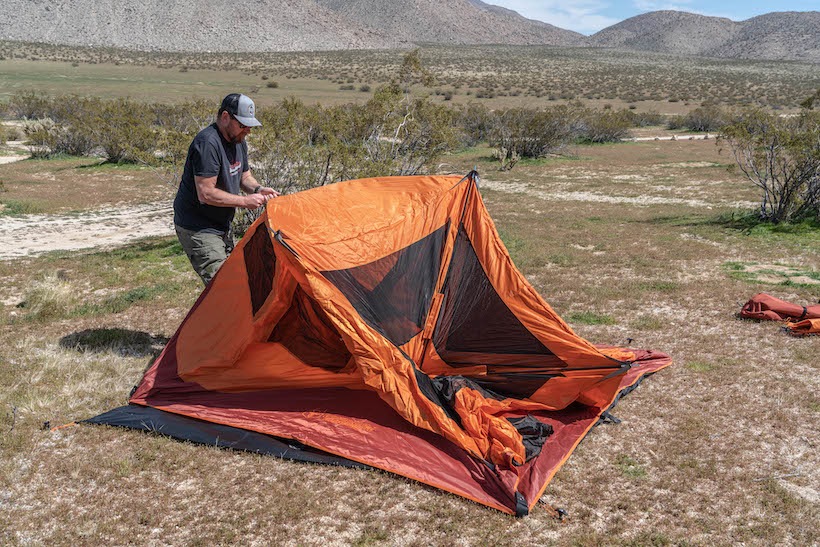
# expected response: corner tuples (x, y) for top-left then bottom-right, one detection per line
(173, 123), (249, 234)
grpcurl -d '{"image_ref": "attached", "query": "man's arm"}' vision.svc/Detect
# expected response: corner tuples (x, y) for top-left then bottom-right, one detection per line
(240, 170), (280, 198)
(195, 175), (269, 209)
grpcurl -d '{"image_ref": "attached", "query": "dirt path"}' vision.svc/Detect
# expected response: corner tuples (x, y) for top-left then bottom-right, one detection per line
(0, 201), (174, 260)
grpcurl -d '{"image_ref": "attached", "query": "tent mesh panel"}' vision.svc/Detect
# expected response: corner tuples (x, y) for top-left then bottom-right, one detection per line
(321, 223), (448, 346)
(268, 286), (351, 369)
(434, 225), (554, 358)
(243, 222), (276, 316)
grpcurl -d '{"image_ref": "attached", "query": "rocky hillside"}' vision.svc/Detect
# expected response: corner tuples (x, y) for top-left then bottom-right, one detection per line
(0, 0), (408, 52)
(313, 0), (586, 46)
(0, 0), (582, 52)
(591, 10), (820, 62)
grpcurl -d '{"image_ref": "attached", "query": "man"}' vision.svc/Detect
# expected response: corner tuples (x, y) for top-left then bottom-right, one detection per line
(173, 93), (279, 286)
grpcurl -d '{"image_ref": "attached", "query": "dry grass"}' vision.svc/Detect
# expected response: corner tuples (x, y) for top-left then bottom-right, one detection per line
(1, 136), (818, 545)
(0, 156), (170, 215)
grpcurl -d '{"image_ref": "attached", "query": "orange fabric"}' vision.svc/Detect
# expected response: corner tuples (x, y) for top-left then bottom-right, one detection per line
(740, 292), (820, 321)
(170, 173), (650, 466)
(785, 318), (820, 336)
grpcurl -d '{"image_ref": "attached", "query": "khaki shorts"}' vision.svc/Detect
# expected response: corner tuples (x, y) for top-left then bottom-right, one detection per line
(175, 225), (235, 286)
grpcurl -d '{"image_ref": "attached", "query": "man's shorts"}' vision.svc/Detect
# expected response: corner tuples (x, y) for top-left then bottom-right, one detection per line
(175, 225), (235, 286)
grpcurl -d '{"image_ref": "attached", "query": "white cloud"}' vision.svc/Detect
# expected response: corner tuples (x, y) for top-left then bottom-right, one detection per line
(490, 0), (621, 34)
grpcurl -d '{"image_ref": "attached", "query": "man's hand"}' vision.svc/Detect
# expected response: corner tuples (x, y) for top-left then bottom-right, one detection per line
(243, 193), (272, 209)
(258, 187), (280, 198)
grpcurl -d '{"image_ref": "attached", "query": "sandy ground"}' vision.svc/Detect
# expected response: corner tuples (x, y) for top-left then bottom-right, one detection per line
(1, 147), (176, 260)
(0, 200), (175, 260)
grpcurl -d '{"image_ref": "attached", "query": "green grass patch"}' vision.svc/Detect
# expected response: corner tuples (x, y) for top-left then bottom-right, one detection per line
(635, 280), (680, 293)
(630, 315), (664, 330)
(0, 198), (44, 215)
(724, 261), (820, 287)
(548, 253), (575, 266)
(684, 360), (717, 372)
(566, 311), (617, 325)
(615, 454), (647, 479)
(497, 227), (525, 260)
(714, 210), (820, 235)
(74, 283), (180, 316)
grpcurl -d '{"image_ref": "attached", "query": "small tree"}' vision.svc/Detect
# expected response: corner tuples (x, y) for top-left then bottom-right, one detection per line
(720, 108), (820, 223)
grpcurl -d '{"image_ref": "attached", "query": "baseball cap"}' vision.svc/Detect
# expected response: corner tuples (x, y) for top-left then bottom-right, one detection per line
(220, 93), (262, 127)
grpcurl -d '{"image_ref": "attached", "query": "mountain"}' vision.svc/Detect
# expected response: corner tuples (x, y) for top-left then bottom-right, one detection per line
(0, 0), (583, 53)
(710, 12), (820, 61)
(316, 0), (585, 45)
(591, 10), (820, 62)
(0, 0), (405, 52)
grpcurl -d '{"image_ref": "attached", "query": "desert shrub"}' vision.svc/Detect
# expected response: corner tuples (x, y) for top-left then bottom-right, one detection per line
(148, 99), (215, 186)
(7, 90), (53, 119)
(4, 125), (23, 141)
(668, 105), (727, 132)
(0, 124), (5, 145)
(666, 115), (686, 130)
(266, 81), (279, 89)
(452, 103), (492, 146)
(684, 104), (727, 132)
(627, 110), (666, 127)
(721, 108), (820, 223)
(487, 105), (578, 160)
(83, 98), (157, 163)
(576, 109), (632, 143)
(23, 117), (96, 158)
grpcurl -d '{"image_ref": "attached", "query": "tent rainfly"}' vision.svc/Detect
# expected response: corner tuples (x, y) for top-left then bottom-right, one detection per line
(88, 171), (671, 516)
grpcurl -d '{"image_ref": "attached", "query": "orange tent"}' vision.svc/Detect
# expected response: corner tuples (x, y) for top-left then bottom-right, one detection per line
(89, 172), (671, 515)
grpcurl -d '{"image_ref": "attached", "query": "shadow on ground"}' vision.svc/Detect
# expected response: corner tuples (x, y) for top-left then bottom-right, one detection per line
(59, 328), (169, 358)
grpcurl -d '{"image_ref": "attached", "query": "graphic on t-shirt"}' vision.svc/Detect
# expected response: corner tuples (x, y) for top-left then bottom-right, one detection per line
(229, 160), (241, 177)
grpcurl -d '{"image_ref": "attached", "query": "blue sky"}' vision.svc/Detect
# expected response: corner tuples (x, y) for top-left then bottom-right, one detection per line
(489, 1), (818, 35)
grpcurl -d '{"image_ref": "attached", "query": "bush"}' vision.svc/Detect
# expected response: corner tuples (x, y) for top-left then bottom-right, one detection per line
(668, 105), (727, 132)
(23, 117), (96, 158)
(7, 90), (53, 120)
(577, 109), (632, 143)
(452, 103), (492, 146)
(627, 110), (666, 127)
(721, 108), (820, 223)
(684, 105), (727, 132)
(266, 81), (279, 89)
(487, 106), (577, 161)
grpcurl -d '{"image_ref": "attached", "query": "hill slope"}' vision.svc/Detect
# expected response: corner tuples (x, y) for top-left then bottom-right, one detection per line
(313, 0), (585, 46)
(591, 10), (820, 62)
(0, 0), (404, 52)
(0, 0), (583, 52)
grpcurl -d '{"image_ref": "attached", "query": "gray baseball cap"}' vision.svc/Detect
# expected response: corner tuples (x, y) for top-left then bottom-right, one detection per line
(220, 93), (262, 127)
